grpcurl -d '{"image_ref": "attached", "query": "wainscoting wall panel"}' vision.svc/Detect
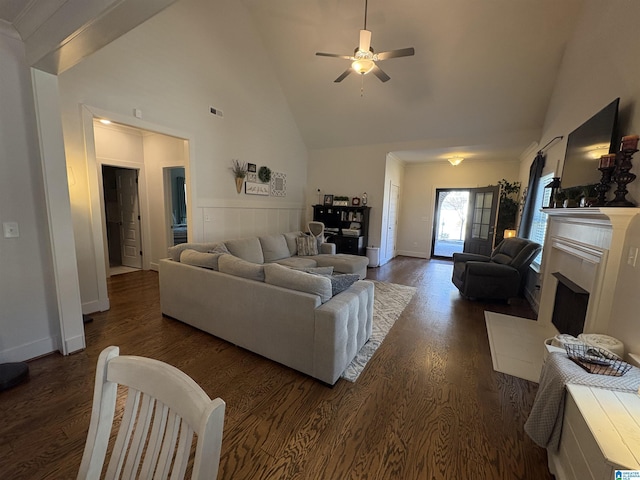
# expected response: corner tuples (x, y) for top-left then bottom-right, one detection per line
(198, 203), (306, 243)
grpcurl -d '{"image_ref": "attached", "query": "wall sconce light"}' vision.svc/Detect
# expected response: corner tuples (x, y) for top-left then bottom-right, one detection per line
(503, 229), (517, 239)
(448, 157), (464, 166)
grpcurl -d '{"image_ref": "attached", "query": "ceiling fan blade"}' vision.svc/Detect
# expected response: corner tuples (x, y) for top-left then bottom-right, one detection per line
(359, 29), (371, 52)
(371, 64), (390, 82)
(316, 52), (353, 60)
(334, 68), (353, 83)
(376, 47), (415, 61)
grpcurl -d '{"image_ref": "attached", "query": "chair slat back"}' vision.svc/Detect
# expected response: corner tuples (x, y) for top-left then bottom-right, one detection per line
(77, 346), (225, 480)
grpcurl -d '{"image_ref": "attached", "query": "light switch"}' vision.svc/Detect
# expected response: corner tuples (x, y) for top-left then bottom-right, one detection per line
(3, 222), (19, 238)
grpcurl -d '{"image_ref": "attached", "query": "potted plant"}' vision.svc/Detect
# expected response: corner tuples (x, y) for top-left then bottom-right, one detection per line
(495, 179), (520, 245)
(231, 159), (247, 194)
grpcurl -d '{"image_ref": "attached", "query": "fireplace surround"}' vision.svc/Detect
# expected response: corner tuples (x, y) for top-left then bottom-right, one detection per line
(538, 208), (639, 343)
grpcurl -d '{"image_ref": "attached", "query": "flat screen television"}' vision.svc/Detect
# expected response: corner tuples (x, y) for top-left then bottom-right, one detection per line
(560, 98), (620, 189)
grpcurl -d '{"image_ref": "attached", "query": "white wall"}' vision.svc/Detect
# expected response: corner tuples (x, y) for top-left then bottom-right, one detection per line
(380, 154), (405, 264)
(57, 0), (308, 311)
(398, 160), (521, 258)
(0, 25), (60, 361)
(307, 144), (388, 247)
(521, 0), (640, 353)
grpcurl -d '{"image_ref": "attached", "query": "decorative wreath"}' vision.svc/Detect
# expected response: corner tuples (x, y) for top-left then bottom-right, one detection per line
(258, 166), (272, 183)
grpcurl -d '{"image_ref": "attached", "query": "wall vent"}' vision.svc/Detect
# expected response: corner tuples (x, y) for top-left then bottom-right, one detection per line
(209, 106), (224, 118)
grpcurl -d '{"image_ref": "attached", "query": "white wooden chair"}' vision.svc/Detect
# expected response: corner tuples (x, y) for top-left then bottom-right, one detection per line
(77, 346), (225, 480)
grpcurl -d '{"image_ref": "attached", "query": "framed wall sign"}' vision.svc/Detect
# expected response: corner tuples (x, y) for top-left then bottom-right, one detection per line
(245, 182), (269, 196)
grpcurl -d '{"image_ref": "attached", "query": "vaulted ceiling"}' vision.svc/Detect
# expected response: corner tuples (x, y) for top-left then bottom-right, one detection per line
(1, 0), (585, 163)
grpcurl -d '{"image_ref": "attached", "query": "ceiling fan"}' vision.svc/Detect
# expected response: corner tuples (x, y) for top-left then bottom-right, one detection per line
(315, 0), (415, 83)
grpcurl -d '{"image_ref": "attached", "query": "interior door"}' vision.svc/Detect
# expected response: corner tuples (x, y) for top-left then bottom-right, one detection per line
(117, 168), (142, 268)
(385, 183), (400, 261)
(463, 186), (500, 256)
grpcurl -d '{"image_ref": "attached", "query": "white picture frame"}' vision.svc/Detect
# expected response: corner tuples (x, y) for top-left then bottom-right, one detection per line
(271, 172), (286, 197)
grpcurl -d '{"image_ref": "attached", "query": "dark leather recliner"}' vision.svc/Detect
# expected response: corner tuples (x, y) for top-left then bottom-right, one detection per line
(451, 237), (542, 300)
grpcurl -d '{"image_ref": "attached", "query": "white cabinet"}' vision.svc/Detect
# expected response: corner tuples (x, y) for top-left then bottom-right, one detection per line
(548, 385), (640, 480)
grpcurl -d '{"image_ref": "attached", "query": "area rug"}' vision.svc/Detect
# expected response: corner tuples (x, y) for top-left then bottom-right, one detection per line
(341, 281), (417, 382)
(485, 311), (557, 383)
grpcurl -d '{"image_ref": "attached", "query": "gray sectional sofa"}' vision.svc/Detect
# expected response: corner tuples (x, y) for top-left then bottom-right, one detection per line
(159, 231), (373, 385)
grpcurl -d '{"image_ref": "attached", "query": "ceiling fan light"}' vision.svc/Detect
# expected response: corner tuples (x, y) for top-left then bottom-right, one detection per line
(448, 157), (464, 166)
(352, 59), (374, 75)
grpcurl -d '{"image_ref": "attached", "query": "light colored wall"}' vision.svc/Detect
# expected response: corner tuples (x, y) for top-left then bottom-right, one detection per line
(57, 0), (308, 310)
(380, 154), (405, 264)
(0, 26), (60, 362)
(520, 0), (640, 353)
(398, 160), (521, 258)
(307, 144), (387, 247)
(142, 133), (188, 269)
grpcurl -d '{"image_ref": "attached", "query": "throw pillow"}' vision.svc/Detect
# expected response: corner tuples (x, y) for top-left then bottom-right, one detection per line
(327, 274), (360, 296)
(218, 254), (265, 282)
(296, 235), (318, 256)
(180, 249), (222, 270)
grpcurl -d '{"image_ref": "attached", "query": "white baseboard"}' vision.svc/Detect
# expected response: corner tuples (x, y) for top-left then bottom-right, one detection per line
(64, 334), (86, 355)
(82, 298), (110, 315)
(0, 335), (59, 362)
(396, 250), (428, 258)
(150, 262), (159, 271)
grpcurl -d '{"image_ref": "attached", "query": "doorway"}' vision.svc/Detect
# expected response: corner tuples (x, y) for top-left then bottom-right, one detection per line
(165, 167), (187, 245)
(102, 165), (142, 275)
(385, 183), (400, 262)
(431, 186), (500, 258)
(432, 189), (469, 258)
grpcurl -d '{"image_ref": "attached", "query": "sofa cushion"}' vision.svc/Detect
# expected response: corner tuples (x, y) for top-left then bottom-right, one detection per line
(296, 235), (318, 256)
(224, 237), (264, 264)
(263, 263), (332, 303)
(168, 242), (222, 261)
(218, 254), (265, 281)
(259, 235), (291, 263)
(283, 231), (304, 256)
(180, 249), (223, 270)
(293, 266), (334, 275)
(208, 243), (230, 255)
(313, 254), (369, 274)
(274, 257), (318, 269)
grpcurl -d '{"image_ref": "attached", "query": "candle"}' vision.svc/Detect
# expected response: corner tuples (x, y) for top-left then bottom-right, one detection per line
(599, 154), (616, 168)
(621, 134), (639, 151)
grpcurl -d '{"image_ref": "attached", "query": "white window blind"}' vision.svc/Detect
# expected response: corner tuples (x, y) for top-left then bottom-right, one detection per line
(527, 172), (554, 267)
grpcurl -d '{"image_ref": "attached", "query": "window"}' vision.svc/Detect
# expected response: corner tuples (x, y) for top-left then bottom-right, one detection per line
(527, 172), (554, 269)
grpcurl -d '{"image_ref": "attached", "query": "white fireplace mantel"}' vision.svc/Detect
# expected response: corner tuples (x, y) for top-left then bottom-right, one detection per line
(538, 207), (640, 335)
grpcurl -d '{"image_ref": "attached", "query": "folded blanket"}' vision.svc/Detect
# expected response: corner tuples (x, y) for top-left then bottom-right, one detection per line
(524, 351), (640, 450)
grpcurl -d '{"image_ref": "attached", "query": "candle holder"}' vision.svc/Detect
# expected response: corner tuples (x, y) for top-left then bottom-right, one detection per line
(606, 148), (637, 207)
(594, 165), (615, 206)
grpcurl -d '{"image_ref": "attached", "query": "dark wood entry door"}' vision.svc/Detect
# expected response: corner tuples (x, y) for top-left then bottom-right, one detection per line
(463, 186), (499, 256)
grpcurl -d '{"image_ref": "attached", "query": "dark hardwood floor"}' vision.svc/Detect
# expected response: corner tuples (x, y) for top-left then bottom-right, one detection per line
(0, 256), (550, 479)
